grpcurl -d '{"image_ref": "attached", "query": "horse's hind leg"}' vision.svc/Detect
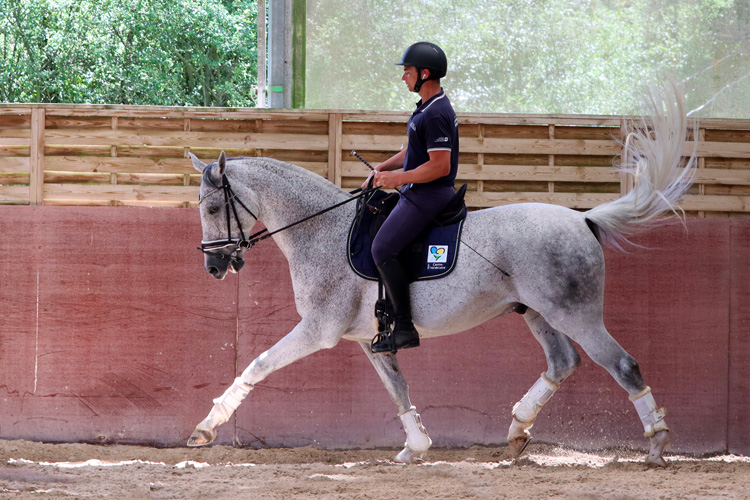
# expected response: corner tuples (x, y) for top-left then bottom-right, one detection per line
(358, 342), (431, 463)
(508, 309), (581, 457)
(558, 317), (670, 466)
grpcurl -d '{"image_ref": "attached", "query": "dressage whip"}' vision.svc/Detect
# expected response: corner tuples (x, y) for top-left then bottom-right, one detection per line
(351, 151), (510, 278)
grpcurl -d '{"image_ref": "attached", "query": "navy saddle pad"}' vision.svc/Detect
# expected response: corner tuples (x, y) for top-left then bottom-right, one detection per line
(347, 187), (466, 282)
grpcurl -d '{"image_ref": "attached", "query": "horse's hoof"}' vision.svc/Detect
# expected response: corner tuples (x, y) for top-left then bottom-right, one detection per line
(394, 446), (426, 464)
(645, 429), (670, 467)
(508, 435), (531, 458)
(187, 427), (217, 447)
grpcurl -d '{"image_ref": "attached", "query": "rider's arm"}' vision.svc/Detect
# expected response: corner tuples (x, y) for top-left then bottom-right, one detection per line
(397, 149), (450, 184)
(373, 149), (450, 189)
(376, 148), (406, 172)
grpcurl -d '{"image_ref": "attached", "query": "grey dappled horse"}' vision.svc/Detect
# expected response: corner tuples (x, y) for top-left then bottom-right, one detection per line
(187, 81), (695, 466)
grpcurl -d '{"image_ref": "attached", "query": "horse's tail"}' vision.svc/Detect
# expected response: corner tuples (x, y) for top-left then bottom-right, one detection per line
(585, 78), (697, 251)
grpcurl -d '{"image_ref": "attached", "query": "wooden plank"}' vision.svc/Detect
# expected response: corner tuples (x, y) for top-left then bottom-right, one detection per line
(0, 128), (31, 140)
(681, 194), (750, 212)
(0, 115), (31, 128)
(465, 191), (620, 209)
(44, 130), (329, 150)
(29, 109), (45, 205)
(343, 135), (622, 155)
(340, 161), (621, 183)
(43, 184), (199, 203)
(0, 157), (30, 173)
(696, 141), (750, 159)
(43, 172), (112, 183)
(462, 137), (621, 155)
(43, 107), (331, 121)
(44, 156), (195, 174)
(41, 160), (332, 177)
(704, 185), (750, 196)
(45, 116), (112, 129)
(483, 124), (551, 139)
(457, 164), (619, 183)
(693, 168), (750, 186)
(0, 185), (30, 203)
(0, 173), (30, 184)
(0, 108), (32, 115)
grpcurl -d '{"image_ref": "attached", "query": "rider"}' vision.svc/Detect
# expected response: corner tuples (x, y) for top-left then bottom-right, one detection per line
(364, 41), (460, 354)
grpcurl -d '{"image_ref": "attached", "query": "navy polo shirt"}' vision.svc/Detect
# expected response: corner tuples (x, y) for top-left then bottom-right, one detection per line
(404, 89), (459, 188)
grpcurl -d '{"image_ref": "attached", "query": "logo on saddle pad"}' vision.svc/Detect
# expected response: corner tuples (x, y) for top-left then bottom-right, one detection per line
(427, 245), (449, 270)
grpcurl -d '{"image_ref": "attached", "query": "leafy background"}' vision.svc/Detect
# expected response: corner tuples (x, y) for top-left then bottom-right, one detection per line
(1, 0), (748, 117)
(0, 0), (257, 106)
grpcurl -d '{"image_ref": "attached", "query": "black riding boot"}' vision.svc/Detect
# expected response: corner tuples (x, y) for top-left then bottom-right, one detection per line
(370, 257), (420, 354)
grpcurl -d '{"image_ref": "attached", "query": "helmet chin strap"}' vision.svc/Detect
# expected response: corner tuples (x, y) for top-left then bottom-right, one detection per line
(413, 69), (428, 93)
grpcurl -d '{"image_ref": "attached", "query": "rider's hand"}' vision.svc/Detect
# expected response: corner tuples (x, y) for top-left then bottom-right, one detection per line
(361, 170), (376, 189)
(373, 171), (403, 190)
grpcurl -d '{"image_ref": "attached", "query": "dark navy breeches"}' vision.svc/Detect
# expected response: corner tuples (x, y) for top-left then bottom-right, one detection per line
(371, 184), (456, 266)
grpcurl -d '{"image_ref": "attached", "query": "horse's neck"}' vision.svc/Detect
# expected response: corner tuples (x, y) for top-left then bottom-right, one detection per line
(238, 159), (349, 255)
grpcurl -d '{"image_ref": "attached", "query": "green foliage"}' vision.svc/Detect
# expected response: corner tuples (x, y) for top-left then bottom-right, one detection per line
(306, 0), (750, 117)
(0, 0), (258, 106)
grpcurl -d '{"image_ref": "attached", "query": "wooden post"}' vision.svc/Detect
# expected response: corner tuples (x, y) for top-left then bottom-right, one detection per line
(110, 116), (119, 206)
(183, 117), (192, 208)
(548, 124), (555, 193)
(476, 123), (485, 196)
(29, 108), (45, 205)
(328, 113), (342, 187)
(619, 120), (633, 195)
(698, 127), (705, 219)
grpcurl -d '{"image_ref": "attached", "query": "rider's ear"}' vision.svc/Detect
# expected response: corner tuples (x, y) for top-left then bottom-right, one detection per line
(217, 151), (227, 177)
(189, 152), (207, 173)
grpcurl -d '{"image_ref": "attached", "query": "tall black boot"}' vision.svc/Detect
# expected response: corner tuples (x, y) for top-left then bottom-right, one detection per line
(370, 257), (420, 354)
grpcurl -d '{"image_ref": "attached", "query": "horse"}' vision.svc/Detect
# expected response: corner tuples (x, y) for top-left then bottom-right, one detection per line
(186, 80), (696, 467)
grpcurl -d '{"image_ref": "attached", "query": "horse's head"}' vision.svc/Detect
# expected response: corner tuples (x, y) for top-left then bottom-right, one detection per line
(191, 151), (257, 280)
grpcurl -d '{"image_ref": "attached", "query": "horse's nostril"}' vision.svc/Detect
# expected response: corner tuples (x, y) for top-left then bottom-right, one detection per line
(207, 266), (220, 276)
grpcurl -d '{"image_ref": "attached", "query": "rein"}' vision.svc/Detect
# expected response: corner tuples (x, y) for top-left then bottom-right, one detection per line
(198, 166), (377, 266)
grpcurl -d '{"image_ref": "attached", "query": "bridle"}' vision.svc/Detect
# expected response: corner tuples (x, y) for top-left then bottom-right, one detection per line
(198, 165), (260, 272)
(197, 163), (377, 272)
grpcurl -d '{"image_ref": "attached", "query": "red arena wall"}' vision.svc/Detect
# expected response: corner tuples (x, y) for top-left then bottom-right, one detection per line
(0, 206), (748, 455)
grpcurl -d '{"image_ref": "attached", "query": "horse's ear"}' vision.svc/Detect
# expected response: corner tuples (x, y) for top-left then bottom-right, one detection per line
(217, 151), (227, 176)
(190, 153), (207, 173)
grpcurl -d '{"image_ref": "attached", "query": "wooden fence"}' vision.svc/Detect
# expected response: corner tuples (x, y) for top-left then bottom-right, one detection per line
(1, 104), (749, 216)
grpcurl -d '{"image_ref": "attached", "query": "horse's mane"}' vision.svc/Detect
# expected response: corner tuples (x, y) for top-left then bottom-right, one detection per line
(225, 156), (351, 201)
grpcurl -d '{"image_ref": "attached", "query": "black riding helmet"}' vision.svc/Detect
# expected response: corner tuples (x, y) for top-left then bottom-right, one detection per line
(395, 41), (447, 92)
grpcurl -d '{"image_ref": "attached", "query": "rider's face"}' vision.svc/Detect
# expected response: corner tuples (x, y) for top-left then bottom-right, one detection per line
(402, 65), (418, 92)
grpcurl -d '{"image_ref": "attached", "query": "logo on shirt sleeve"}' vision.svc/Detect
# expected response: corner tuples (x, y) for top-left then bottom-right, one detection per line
(435, 137), (449, 142)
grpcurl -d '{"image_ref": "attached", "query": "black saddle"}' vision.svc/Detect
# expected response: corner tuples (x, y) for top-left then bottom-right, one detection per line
(347, 184), (468, 283)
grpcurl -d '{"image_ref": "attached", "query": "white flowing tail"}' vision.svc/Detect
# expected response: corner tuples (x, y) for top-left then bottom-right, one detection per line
(585, 79), (697, 250)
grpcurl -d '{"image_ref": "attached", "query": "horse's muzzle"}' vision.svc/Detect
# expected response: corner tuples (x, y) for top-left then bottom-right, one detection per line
(205, 254), (245, 279)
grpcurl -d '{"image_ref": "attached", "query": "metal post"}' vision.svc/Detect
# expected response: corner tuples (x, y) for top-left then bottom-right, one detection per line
(257, 0), (266, 108)
(268, 0), (292, 108)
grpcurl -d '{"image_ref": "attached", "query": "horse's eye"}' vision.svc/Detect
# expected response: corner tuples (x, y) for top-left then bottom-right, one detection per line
(208, 206), (220, 215)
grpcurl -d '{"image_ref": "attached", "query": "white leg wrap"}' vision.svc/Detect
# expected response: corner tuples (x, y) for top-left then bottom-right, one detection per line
(630, 386), (669, 438)
(512, 373), (559, 425)
(399, 406), (432, 453)
(206, 378), (254, 427)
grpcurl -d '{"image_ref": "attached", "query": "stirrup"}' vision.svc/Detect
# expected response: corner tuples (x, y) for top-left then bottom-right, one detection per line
(370, 330), (397, 354)
(370, 327), (420, 354)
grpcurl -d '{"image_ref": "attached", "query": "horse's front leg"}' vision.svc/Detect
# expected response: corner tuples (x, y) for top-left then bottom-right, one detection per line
(358, 342), (431, 463)
(187, 318), (340, 447)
